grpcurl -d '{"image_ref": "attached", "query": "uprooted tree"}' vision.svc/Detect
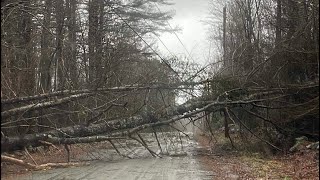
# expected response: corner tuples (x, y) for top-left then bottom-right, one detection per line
(1, 0), (319, 169)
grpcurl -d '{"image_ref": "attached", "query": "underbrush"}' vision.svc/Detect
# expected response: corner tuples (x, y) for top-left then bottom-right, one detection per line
(196, 131), (319, 179)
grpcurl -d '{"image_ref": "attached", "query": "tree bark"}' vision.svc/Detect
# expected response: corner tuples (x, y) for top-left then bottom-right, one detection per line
(40, 0), (53, 92)
(1, 91), (282, 153)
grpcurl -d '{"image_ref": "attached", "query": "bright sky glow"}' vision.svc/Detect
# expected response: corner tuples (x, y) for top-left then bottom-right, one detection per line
(157, 0), (211, 66)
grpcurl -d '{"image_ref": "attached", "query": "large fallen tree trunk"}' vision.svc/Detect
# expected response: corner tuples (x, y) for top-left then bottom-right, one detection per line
(1, 99), (223, 152)
(1, 95), (274, 153)
(1, 116), (146, 152)
(0, 95), (213, 152)
(1, 82), (200, 105)
(1, 93), (93, 119)
(1, 82), (318, 153)
(1, 83), (201, 119)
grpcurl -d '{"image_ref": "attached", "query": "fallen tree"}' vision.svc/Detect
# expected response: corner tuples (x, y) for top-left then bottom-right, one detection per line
(1, 82), (200, 105)
(1, 93), (212, 152)
(1, 82), (318, 153)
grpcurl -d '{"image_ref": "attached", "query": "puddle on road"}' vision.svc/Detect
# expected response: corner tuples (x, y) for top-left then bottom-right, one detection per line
(14, 132), (214, 180)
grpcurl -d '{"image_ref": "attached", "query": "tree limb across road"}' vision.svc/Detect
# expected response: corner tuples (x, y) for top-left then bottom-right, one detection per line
(1, 82), (202, 105)
(1, 82), (318, 153)
(1, 88), (286, 153)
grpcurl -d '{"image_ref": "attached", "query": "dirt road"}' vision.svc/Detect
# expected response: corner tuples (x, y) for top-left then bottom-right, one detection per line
(15, 132), (214, 180)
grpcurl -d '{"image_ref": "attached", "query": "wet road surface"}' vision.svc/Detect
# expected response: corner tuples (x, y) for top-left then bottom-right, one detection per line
(17, 132), (214, 180)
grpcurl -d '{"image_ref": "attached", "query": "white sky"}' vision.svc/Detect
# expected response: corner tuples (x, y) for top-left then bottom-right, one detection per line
(156, 0), (212, 66)
(154, 0), (213, 104)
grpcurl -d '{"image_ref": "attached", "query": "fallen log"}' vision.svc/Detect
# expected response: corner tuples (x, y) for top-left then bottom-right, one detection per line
(1, 116), (147, 152)
(1, 94), (279, 153)
(1, 82), (199, 105)
(1, 155), (90, 170)
(1, 94), (216, 152)
(1, 93), (93, 119)
(2, 86), (314, 153)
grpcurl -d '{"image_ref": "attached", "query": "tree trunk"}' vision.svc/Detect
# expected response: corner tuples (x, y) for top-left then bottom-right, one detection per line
(66, 0), (78, 89)
(54, 0), (65, 91)
(40, 0), (53, 93)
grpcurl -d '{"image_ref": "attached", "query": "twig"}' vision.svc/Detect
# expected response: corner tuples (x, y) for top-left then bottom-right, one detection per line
(24, 147), (38, 165)
(226, 107), (282, 151)
(204, 112), (218, 145)
(152, 127), (163, 153)
(1, 155), (89, 170)
(108, 139), (131, 159)
(223, 108), (235, 148)
(38, 140), (61, 152)
(130, 134), (159, 158)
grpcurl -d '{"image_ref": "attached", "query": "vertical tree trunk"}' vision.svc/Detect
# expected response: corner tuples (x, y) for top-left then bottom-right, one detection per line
(245, 0), (254, 71)
(272, 0), (282, 74)
(88, 0), (99, 87)
(286, 0), (298, 39)
(66, 0), (78, 89)
(13, 0), (35, 135)
(54, 0), (65, 90)
(95, 0), (104, 87)
(223, 6), (227, 68)
(314, 3), (319, 76)
(275, 0), (282, 47)
(19, 1), (34, 96)
(40, 0), (53, 93)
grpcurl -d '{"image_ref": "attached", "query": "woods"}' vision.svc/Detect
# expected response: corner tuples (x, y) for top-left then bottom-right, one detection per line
(206, 0), (319, 142)
(2, 0), (177, 135)
(1, 0), (319, 176)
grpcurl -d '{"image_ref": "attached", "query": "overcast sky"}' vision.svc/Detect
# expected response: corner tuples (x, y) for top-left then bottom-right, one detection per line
(157, 0), (211, 65)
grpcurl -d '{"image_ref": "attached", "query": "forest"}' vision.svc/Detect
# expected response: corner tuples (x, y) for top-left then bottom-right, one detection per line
(1, 0), (319, 178)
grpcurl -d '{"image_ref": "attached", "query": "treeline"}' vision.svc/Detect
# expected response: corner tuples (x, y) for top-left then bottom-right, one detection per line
(206, 0), (319, 144)
(1, 0), (177, 136)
